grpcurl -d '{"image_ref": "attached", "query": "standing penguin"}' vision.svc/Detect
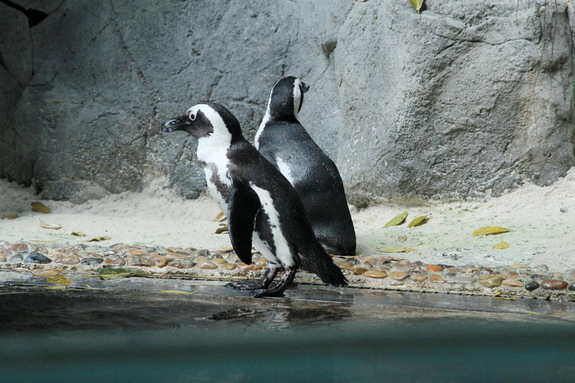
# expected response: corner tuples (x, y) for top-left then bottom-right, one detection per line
(255, 77), (357, 255)
(161, 102), (347, 298)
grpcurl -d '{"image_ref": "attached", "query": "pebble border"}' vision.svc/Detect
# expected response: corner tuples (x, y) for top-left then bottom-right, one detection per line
(1, 240), (574, 301)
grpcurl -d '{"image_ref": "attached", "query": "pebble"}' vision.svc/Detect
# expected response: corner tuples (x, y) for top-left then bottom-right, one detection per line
(150, 254), (170, 268)
(24, 253), (52, 264)
(0, 253), (6, 262)
(10, 243), (28, 252)
(426, 265), (443, 272)
(125, 249), (145, 256)
(127, 255), (154, 267)
(411, 273), (427, 282)
(525, 281), (539, 291)
(478, 274), (503, 288)
(540, 280), (569, 290)
(9, 254), (24, 262)
(170, 259), (195, 269)
(199, 261), (218, 270)
(446, 276), (477, 284)
(104, 254), (126, 266)
(429, 274), (445, 283)
(568, 284), (575, 292)
(81, 257), (104, 266)
(353, 267), (368, 275)
(363, 270), (388, 279)
(389, 271), (410, 281)
(501, 279), (523, 287)
(221, 263), (237, 271)
(212, 257), (228, 265)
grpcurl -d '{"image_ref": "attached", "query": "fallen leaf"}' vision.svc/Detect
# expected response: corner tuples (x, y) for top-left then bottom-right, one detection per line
(407, 214), (430, 227)
(410, 0), (425, 13)
(40, 220), (62, 230)
(45, 286), (67, 290)
(160, 289), (198, 295)
(215, 224), (228, 234)
(98, 268), (149, 280)
(31, 201), (51, 214)
(71, 232), (87, 237)
(46, 274), (70, 285)
(214, 212), (227, 222)
(86, 236), (111, 242)
(378, 247), (416, 253)
(472, 226), (511, 236)
(383, 212), (408, 228)
(493, 241), (510, 249)
(2, 213), (19, 220)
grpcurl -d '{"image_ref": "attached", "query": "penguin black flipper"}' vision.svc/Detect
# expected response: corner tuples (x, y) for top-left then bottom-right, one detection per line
(227, 181), (261, 265)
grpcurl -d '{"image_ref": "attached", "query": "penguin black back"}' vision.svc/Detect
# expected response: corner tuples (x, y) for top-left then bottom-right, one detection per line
(255, 77), (357, 255)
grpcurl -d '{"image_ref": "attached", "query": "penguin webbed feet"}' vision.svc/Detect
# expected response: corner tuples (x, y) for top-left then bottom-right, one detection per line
(250, 267), (297, 298)
(225, 266), (280, 291)
(225, 266), (297, 298)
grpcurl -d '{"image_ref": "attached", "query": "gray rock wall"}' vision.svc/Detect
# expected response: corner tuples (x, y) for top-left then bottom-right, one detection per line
(0, 0), (574, 205)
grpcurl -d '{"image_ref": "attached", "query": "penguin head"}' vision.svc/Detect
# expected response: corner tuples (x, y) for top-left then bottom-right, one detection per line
(266, 76), (310, 122)
(161, 103), (244, 143)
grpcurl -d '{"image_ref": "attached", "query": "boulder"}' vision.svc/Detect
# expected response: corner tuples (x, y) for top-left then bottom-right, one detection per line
(0, 0), (573, 205)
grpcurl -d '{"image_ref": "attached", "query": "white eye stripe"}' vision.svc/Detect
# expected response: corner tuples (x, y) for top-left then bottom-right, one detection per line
(188, 112), (196, 121)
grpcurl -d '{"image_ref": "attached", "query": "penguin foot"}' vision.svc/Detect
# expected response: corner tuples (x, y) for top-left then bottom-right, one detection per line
(249, 267), (296, 298)
(225, 267), (280, 291)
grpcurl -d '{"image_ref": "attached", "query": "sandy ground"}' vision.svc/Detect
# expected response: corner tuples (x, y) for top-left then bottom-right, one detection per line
(1, 168), (574, 272)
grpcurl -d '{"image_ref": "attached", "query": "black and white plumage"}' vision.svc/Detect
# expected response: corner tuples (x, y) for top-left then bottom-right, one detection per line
(161, 102), (347, 298)
(255, 76), (357, 255)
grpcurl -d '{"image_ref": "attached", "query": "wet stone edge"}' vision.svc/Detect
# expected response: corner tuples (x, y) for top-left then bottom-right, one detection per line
(0, 240), (574, 301)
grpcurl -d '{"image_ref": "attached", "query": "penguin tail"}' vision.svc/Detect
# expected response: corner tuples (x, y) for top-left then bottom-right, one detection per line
(299, 242), (347, 287)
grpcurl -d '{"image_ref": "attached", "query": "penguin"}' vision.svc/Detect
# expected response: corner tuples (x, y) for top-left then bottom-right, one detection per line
(161, 102), (347, 298)
(255, 76), (357, 255)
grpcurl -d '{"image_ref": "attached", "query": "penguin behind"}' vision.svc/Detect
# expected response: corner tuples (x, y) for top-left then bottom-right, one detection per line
(255, 76), (357, 255)
(160, 102), (347, 297)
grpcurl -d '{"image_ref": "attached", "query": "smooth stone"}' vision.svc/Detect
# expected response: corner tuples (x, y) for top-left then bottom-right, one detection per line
(429, 274), (445, 283)
(501, 279), (524, 287)
(389, 271), (410, 281)
(363, 270), (388, 279)
(0, 253), (6, 262)
(81, 257), (104, 266)
(353, 267), (368, 275)
(236, 263), (262, 271)
(165, 248), (192, 257)
(195, 255), (209, 264)
(221, 263), (237, 271)
(540, 279), (569, 290)
(411, 273), (428, 282)
(170, 259), (195, 269)
(446, 276), (477, 284)
(150, 254), (170, 268)
(524, 281), (539, 291)
(445, 267), (460, 274)
(337, 260), (355, 270)
(197, 249), (211, 257)
(199, 261), (218, 270)
(24, 252), (52, 264)
(9, 254), (24, 262)
(103, 254), (126, 266)
(125, 249), (145, 256)
(52, 254), (81, 265)
(212, 257), (228, 264)
(10, 243), (28, 252)
(478, 274), (504, 288)
(567, 284), (575, 292)
(426, 264), (443, 272)
(127, 255), (154, 267)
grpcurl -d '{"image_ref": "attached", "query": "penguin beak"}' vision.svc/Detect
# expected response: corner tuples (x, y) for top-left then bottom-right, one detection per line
(301, 82), (310, 93)
(161, 115), (191, 132)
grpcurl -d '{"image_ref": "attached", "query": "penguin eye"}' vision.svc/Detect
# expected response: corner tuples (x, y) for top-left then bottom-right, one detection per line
(188, 113), (196, 121)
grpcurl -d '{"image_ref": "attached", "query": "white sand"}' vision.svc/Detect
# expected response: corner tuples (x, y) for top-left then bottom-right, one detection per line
(1, 168), (574, 271)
